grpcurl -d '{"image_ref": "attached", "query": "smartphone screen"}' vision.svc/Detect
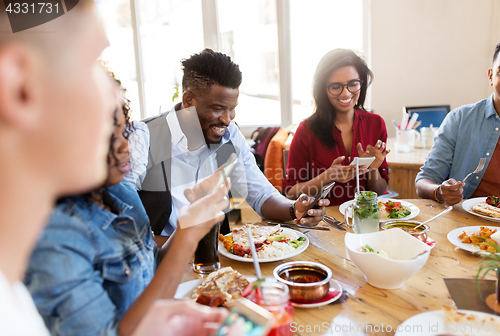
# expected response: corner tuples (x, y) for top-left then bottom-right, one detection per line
(214, 299), (274, 336)
(298, 181), (336, 221)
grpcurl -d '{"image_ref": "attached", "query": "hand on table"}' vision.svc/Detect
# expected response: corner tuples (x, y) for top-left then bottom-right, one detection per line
(293, 194), (330, 226)
(132, 300), (228, 336)
(437, 178), (464, 206)
(326, 156), (368, 183)
(356, 140), (390, 169)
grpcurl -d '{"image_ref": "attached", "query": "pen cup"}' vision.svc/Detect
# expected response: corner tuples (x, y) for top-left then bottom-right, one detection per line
(395, 129), (421, 153)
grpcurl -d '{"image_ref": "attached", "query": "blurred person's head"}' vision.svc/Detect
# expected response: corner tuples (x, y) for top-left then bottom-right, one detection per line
(309, 49), (373, 148)
(181, 48), (242, 144)
(84, 94), (131, 207)
(0, 0), (117, 198)
(489, 43), (500, 112)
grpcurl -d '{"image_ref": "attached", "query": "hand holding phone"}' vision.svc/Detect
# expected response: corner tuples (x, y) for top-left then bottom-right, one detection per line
(298, 181), (335, 221)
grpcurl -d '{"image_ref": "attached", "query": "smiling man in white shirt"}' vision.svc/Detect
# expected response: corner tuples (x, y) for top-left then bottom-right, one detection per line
(126, 49), (329, 236)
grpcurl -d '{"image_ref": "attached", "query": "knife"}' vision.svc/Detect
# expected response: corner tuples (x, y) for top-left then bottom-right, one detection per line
(323, 216), (346, 231)
(265, 221), (330, 231)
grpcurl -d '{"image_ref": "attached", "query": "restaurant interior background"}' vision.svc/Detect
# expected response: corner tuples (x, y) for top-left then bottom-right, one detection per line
(96, 0), (500, 138)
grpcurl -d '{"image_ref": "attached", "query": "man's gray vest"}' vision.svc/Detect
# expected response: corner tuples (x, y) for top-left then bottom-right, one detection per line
(138, 112), (236, 236)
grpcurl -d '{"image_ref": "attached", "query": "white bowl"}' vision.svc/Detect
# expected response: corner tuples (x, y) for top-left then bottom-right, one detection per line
(345, 229), (431, 289)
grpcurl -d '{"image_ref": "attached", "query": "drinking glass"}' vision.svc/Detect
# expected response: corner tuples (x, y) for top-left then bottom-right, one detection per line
(345, 192), (380, 234)
(192, 223), (221, 274)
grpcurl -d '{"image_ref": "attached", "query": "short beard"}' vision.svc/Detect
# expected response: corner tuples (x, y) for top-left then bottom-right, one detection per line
(203, 132), (223, 145)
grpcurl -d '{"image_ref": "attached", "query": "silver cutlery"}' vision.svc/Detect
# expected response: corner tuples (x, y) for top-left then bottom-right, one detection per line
(324, 215), (346, 226)
(265, 221), (330, 231)
(323, 216), (346, 231)
(414, 206), (453, 230)
(462, 157), (486, 183)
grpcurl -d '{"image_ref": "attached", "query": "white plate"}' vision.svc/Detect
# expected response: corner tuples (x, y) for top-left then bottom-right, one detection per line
(395, 309), (500, 336)
(218, 228), (309, 263)
(174, 276), (257, 300)
(462, 197), (500, 223)
(290, 279), (342, 308)
(447, 226), (500, 255)
(339, 198), (420, 222)
(174, 276), (343, 309)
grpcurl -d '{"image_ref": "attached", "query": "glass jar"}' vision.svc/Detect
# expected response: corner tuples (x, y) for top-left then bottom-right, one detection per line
(350, 191), (380, 234)
(249, 281), (294, 336)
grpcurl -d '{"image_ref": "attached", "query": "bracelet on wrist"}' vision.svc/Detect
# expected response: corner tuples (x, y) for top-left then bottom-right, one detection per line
(289, 202), (297, 220)
(433, 185), (444, 203)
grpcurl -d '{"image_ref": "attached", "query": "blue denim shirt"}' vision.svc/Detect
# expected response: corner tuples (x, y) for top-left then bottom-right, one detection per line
(416, 94), (500, 198)
(25, 182), (157, 336)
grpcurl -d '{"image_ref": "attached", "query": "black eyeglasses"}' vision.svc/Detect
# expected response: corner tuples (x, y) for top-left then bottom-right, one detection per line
(326, 79), (362, 96)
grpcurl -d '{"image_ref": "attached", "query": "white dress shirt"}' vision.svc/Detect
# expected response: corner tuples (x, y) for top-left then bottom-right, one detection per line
(126, 105), (280, 235)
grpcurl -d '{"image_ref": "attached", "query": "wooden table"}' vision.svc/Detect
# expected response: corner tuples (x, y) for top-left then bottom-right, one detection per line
(386, 138), (431, 199)
(181, 199), (498, 335)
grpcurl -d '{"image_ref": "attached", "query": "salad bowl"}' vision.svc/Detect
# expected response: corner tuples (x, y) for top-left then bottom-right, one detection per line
(345, 229), (431, 289)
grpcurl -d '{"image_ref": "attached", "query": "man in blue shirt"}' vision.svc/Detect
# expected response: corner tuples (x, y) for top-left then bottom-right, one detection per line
(416, 43), (500, 205)
(127, 49), (329, 235)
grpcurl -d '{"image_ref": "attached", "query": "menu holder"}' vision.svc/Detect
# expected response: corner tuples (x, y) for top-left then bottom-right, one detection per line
(444, 278), (500, 315)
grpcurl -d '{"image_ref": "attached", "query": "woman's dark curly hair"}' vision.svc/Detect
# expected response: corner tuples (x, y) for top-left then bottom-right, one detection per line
(307, 49), (373, 148)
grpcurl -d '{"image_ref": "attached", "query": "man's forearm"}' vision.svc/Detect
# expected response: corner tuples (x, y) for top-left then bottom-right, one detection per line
(416, 178), (440, 200)
(260, 194), (294, 221)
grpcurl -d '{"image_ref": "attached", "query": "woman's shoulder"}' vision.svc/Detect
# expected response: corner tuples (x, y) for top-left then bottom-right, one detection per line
(294, 119), (312, 135)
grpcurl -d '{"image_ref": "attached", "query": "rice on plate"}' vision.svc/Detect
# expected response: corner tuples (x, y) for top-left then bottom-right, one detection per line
(219, 223), (307, 259)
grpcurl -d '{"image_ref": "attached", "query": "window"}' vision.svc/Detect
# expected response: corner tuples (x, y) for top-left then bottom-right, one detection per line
(290, 0), (364, 124)
(96, 0), (140, 120)
(218, 0), (281, 126)
(96, 0), (365, 128)
(138, 0), (204, 117)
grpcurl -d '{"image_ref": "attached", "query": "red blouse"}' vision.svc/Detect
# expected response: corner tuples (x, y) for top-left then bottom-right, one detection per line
(283, 109), (389, 206)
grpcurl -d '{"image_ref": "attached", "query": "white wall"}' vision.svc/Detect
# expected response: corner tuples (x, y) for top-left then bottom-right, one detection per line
(369, 0), (500, 137)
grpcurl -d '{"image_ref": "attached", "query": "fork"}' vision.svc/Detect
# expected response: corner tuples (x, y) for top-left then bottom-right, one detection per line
(462, 158), (486, 183)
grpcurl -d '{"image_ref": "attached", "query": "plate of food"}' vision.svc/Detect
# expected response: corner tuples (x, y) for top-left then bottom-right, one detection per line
(447, 226), (500, 255)
(462, 196), (500, 223)
(395, 306), (500, 336)
(218, 224), (309, 263)
(339, 198), (420, 222)
(174, 267), (254, 307)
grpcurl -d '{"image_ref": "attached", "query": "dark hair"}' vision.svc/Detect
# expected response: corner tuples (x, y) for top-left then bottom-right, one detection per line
(181, 48), (242, 95)
(307, 49), (373, 148)
(493, 43), (500, 64)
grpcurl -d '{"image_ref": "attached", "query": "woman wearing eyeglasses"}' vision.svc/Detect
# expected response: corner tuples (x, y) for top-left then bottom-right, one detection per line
(283, 49), (390, 205)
